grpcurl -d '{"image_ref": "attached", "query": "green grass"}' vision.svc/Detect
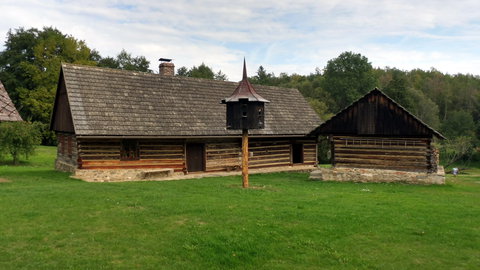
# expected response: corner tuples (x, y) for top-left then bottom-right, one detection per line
(0, 146), (479, 269)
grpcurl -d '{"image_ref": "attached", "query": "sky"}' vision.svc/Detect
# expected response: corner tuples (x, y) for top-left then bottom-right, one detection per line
(1, 0), (479, 81)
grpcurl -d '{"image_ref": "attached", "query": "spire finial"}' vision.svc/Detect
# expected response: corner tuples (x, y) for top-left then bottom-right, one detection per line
(242, 57), (247, 80)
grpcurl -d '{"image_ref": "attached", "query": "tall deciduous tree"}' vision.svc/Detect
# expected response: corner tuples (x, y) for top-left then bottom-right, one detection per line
(97, 49), (151, 72)
(0, 27), (152, 144)
(441, 110), (476, 139)
(322, 52), (377, 111)
(0, 27), (96, 122)
(0, 27), (97, 144)
(383, 68), (414, 110)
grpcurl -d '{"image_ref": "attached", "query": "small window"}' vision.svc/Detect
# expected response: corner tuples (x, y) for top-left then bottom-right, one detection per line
(121, 140), (139, 160)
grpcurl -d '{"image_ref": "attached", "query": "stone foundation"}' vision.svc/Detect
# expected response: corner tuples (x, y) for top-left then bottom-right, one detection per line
(73, 169), (180, 182)
(55, 159), (77, 173)
(71, 165), (316, 182)
(309, 166), (445, 185)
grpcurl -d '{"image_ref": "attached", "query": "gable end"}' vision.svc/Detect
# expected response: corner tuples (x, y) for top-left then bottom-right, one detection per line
(50, 68), (75, 133)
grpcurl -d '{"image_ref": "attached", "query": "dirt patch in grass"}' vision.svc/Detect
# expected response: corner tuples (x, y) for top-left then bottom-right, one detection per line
(0, 178), (11, 183)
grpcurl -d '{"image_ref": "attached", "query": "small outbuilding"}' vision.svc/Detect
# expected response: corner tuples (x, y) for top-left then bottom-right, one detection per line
(309, 88), (445, 184)
(0, 81), (22, 122)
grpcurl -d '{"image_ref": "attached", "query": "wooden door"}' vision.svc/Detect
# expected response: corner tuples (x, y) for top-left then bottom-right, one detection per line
(186, 143), (205, 172)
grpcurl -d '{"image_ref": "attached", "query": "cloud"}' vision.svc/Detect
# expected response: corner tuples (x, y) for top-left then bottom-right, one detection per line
(1, 0), (479, 80)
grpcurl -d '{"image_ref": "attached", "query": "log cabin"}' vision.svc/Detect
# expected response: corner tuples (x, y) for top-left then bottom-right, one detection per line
(0, 81), (22, 122)
(309, 88), (446, 184)
(50, 63), (322, 180)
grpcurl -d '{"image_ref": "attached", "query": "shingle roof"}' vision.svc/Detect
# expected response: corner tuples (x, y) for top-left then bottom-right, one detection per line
(0, 81), (22, 122)
(55, 63), (322, 137)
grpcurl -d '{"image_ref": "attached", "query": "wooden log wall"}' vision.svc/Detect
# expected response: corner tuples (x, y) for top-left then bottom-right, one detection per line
(332, 136), (432, 172)
(248, 140), (291, 169)
(76, 138), (317, 172)
(205, 141), (241, 172)
(78, 139), (184, 171)
(56, 132), (78, 167)
(205, 138), (317, 172)
(302, 141), (317, 165)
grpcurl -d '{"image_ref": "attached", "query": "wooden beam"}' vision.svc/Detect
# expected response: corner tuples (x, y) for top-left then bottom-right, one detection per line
(242, 129), (249, 188)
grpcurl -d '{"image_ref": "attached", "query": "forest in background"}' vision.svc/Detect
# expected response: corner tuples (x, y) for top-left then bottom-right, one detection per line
(0, 27), (478, 165)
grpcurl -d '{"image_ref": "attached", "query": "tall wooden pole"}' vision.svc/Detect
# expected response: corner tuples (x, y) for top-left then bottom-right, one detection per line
(242, 128), (249, 188)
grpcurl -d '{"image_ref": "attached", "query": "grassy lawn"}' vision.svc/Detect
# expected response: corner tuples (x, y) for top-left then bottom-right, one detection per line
(0, 146), (479, 269)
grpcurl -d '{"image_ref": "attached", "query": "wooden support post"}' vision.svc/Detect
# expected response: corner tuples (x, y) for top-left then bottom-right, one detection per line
(242, 128), (249, 188)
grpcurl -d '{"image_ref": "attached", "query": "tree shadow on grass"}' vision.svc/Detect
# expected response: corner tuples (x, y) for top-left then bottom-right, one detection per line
(0, 159), (32, 166)
(0, 168), (79, 183)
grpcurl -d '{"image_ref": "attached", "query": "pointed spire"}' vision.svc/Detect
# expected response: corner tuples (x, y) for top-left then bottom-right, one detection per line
(222, 59), (270, 103)
(242, 57), (247, 80)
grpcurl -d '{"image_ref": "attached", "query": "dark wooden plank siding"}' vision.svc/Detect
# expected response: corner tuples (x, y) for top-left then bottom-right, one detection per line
(316, 90), (438, 138)
(332, 136), (432, 172)
(51, 78), (75, 133)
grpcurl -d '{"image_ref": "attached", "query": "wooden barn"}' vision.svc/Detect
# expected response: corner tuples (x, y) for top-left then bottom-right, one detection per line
(309, 88), (445, 184)
(50, 63), (322, 181)
(0, 81), (22, 122)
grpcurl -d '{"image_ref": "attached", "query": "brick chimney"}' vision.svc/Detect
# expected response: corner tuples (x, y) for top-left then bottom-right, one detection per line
(159, 61), (174, 76)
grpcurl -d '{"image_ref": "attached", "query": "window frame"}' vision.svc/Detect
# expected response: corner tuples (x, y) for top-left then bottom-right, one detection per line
(121, 139), (140, 161)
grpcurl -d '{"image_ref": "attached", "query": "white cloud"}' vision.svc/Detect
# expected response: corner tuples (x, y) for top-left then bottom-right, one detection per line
(0, 0), (479, 81)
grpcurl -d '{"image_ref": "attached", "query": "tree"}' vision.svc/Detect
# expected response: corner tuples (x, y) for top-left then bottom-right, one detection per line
(0, 121), (41, 165)
(0, 27), (98, 144)
(441, 136), (475, 167)
(97, 49), (151, 72)
(176, 66), (189, 76)
(189, 63), (215, 79)
(176, 63), (226, 80)
(383, 68), (414, 110)
(322, 52), (377, 111)
(0, 27), (96, 123)
(214, 70), (228, 81)
(441, 110), (476, 139)
(408, 88), (441, 130)
(307, 98), (333, 120)
(0, 27), (152, 144)
(250, 66), (275, 85)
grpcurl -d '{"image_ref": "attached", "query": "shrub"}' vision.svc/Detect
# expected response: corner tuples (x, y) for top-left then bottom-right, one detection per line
(0, 121), (41, 165)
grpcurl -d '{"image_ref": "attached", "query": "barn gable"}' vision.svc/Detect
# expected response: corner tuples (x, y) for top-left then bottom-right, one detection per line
(311, 88), (444, 139)
(0, 81), (22, 122)
(50, 69), (74, 133)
